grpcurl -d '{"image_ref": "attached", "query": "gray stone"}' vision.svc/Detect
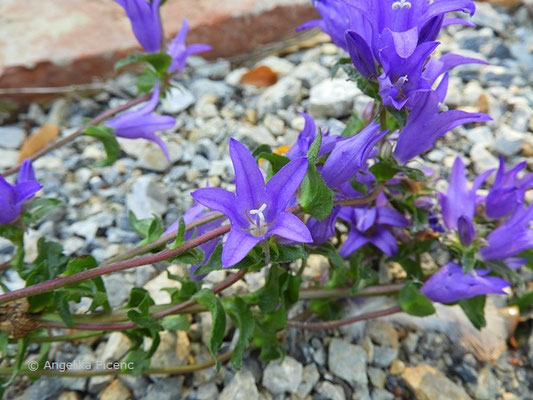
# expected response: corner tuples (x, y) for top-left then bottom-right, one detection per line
(126, 176), (168, 219)
(368, 367), (386, 389)
(471, 365), (500, 400)
(464, 126), (493, 147)
(236, 124), (277, 147)
(316, 381), (346, 400)
(402, 365), (471, 400)
(190, 79), (234, 100)
(372, 346), (398, 368)
(191, 155), (210, 171)
(492, 126), (526, 157)
(365, 321), (399, 349)
(471, 143), (499, 174)
(161, 85), (195, 114)
(262, 356), (303, 395)
(14, 378), (63, 400)
(480, 66), (515, 87)
(371, 388), (395, 400)
(297, 363), (320, 398)
(263, 114), (285, 136)
(196, 59), (231, 79)
(328, 338), (368, 385)
(196, 382), (219, 400)
(257, 56), (295, 77)
(291, 61), (329, 88)
(220, 369), (259, 400)
(0, 125), (25, 148)
(508, 102), (532, 133)
(472, 3), (505, 33)
(144, 377), (184, 400)
(257, 77), (302, 115)
(309, 79), (361, 118)
(0, 149), (19, 169)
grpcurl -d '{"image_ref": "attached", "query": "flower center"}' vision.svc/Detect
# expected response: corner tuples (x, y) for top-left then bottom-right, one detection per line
(248, 203), (268, 237)
(392, 0), (411, 10)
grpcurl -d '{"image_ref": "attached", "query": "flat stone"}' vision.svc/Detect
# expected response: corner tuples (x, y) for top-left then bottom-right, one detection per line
(0, 125), (25, 149)
(126, 175), (168, 219)
(365, 321), (399, 349)
(161, 86), (195, 114)
(292, 61), (329, 88)
(297, 363), (320, 398)
(262, 356), (303, 395)
(220, 369), (259, 400)
(309, 79), (361, 118)
(256, 56), (295, 77)
(99, 379), (132, 400)
(257, 76), (302, 115)
(316, 381), (346, 400)
(402, 364), (472, 400)
(491, 126), (526, 156)
(328, 338), (368, 386)
(0, 0), (318, 99)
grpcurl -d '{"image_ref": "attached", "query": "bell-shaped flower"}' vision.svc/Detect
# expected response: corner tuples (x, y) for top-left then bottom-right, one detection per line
(438, 157), (493, 244)
(106, 83), (175, 161)
(115, 0), (163, 53)
(286, 112), (341, 160)
(165, 199), (224, 281)
(307, 206), (341, 245)
(394, 90), (491, 163)
(321, 122), (387, 189)
(0, 160), (42, 225)
(481, 204), (533, 263)
(485, 155), (533, 219)
(338, 197), (409, 257)
(191, 138), (312, 267)
(167, 19), (211, 75)
(421, 262), (509, 304)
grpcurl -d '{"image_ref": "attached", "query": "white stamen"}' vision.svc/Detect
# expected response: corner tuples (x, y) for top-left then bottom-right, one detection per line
(249, 203), (268, 237)
(392, 0), (411, 10)
(396, 75), (409, 87)
(438, 103), (449, 112)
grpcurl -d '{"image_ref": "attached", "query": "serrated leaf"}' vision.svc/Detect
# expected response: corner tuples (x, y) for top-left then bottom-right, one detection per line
(169, 217), (186, 249)
(192, 289), (226, 368)
(223, 297), (254, 370)
(459, 295), (486, 330)
(173, 248), (205, 265)
(54, 292), (73, 328)
(125, 287), (155, 315)
(370, 161), (401, 182)
(128, 211), (164, 246)
(84, 125), (120, 166)
(398, 282), (435, 317)
(127, 310), (162, 331)
(300, 167), (334, 220)
(274, 245), (306, 263)
(161, 315), (190, 331)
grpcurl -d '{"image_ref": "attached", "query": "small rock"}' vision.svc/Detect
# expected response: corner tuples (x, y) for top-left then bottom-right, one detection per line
(471, 143), (499, 174)
(371, 388), (395, 400)
(389, 360), (405, 375)
(328, 338), (368, 385)
(464, 126), (494, 147)
(291, 61), (329, 88)
(220, 369), (259, 400)
(263, 114), (285, 136)
(472, 2), (506, 33)
(365, 321), (399, 349)
(144, 377), (184, 400)
(190, 79), (234, 100)
(492, 126), (526, 156)
(236, 124), (277, 147)
(368, 367), (386, 389)
(126, 176), (168, 219)
(257, 56), (295, 77)
(0, 125), (25, 149)
(14, 378), (63, 400)
(99, 379), (132, 400)
(58, 392), (81, 400)
(225, 68), (248, 86)
(309, 79), (361, 118)
(0, 149), (19, 169)
(161, 86), (195, 114)
(196, 59), (231, 79)
(297, 363), (320, 398)
(471, 365), (500, 400)
(480, 66), (515, 87)
(257, 77), (302, 115)
(402, 364), (472, 400)
(262, 356), (303, 395)
(316, 381), (346, 400)
(197, 382), (219, 400)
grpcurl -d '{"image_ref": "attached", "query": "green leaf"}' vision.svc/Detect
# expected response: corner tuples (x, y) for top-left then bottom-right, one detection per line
(300, 166), (334, 220)
(192, 289), (226, 368)
(0, 225), (23, 245)
(386, 106), (407, 128)
(459, 295), (486, 330)
(330, 57), (351, 78)
(258, 152), (290, 175)
(342, 113), (366, 137)
(370, 160), (401, 182)
(115, 52), (172, 79)
(62, 256), (98, 276)
(136, 68), (157, 94)
(125, 288), (155, 315)
(398, 282), (435, 317)
(169, 217), (186, 249)
(84, 125), (120, 166)
(3, 338), (29, 387)
(22, 198), (62, 226)
(127, 310), (162, 331)
(54, 292), (74, 328)
(128, 211), (164, 246)
(223, 297), (254, 370)
(252, 144), (272, 159)
(273, 245), (306, 263)
(398, 258), (423, 280)
(173, 248), (205, 265)
(509, 290), (533, 313)
(161, 315), (190, 331)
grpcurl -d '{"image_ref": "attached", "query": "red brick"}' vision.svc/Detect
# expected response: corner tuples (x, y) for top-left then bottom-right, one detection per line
(0, 0), (317, 98)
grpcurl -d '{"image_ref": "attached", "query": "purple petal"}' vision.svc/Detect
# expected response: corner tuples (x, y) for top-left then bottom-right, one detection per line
(368, 227), (398, 256)
(345, 30), (377, 78)
(340, 228), (369, 257)
(269, 212), (312, 244)
(191, 187), (248, 229)
(18, 159), (36, 183)
(14, 180), (42, 205)
(222, 229), (262, 267)
(457, 215), (475, 246)
(376, 207), (409, 227)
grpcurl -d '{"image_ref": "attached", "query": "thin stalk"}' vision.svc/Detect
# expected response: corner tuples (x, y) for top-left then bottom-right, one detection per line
(0, 225), (230, 305)
(9, 331), (104, 344)
(0, 351), (233, 378)
(286, 305), (402, 330)
(1, 93), (151, 177)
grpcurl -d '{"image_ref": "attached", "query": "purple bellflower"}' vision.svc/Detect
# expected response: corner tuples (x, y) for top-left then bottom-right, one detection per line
(338, 194), (409, 257)
(115, 0), (163, 53)
(394, 89), (491, 163)
(106, 83), (175, 161)
(307, 206), (341, 245)
(438, 157), (493, 246)
(485, 155), (533, 219)
(167, 19), (212, 75)
(421, 262), (509, 304)
(287, 112), (341, 160)
(480, 204), (533, 265)
(191, 138), (312, 267)
(165, 200), (224, 281)
(321, 122), (387, 189)
(0, 160), (42, 225)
